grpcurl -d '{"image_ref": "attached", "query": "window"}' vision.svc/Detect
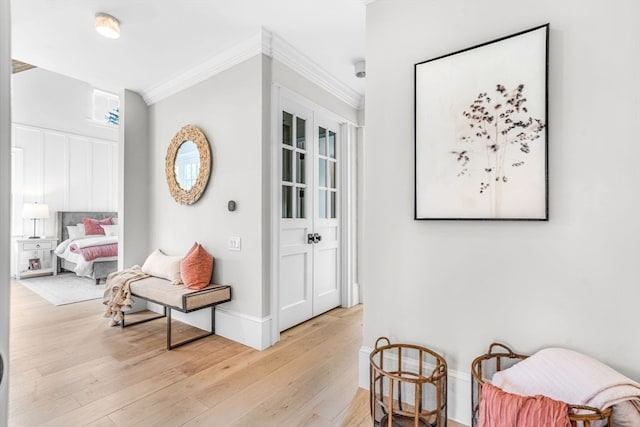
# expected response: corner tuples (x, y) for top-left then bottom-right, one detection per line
(91, 89), (120, 125)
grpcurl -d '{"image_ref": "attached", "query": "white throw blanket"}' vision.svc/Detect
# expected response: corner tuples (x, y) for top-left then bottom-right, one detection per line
(491, 348), (640, 426)
(103, 266), (149, 326)
(71, 235), (118, 249)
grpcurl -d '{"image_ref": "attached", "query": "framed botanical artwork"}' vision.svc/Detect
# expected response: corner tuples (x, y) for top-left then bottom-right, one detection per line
(414, 24), (549, 220)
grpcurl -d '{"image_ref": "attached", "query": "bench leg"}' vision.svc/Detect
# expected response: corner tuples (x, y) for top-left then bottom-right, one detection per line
(167, 307), (172, 350)
(121, 306), (167, 328)
(166, 306), (216, 350)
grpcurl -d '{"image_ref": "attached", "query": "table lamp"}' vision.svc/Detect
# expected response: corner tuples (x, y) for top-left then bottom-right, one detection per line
(22, 202), (49, 239)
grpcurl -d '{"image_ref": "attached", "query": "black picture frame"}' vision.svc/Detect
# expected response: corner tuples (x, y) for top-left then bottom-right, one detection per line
(414, 24), (549, 220)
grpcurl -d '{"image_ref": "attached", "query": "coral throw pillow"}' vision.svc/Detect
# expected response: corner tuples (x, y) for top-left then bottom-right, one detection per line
(180, 243), (214, 290)
(82, 217), (112, 235)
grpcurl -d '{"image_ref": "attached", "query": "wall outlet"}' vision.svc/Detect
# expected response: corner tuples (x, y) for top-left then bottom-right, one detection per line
(228, 236), (241, 251)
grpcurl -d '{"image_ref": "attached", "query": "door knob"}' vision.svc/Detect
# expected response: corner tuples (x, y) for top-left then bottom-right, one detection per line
(307, 233), (322, 244)
(0, 352), (3, 385)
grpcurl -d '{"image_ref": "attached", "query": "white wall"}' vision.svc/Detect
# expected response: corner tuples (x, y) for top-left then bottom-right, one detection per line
(0, 0), (11, 421)
(11, 68), (118, 141)
(261, 55), (273, 316)
(119, 90), (150, 270)
(272, 59), (359, 126)
(148, 55), (266, 347)
(11, 70), (119, 236)
(363, 0), (640, 423)
(11, 124), (118, 236)
(143, 53), (360, 350)
(148, 54), (265, 317)
(10, 69), (118, 275)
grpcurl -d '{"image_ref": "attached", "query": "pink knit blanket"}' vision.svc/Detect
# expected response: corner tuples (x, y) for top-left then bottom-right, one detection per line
(478, 382), (571, 427)
(70, 242), (118, 261)
(491, 348), (640, 426)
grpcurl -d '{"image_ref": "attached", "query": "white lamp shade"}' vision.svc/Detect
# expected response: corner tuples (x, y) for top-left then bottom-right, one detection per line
(95, 13), (120, 39)
(22, 203), (49, 219)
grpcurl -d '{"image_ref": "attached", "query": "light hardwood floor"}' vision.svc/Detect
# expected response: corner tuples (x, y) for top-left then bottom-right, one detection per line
(8, 280), (465, 426)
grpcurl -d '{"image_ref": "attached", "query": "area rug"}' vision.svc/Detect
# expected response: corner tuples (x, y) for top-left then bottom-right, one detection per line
(18, 273), (106, 306)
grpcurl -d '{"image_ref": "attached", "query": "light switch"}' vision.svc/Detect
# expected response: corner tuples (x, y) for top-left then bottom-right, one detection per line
(228, 236), (241, 251)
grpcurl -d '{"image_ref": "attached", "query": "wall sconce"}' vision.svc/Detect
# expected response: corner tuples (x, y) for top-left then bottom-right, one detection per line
(22, 202), (49, 239)
(95, 12), (120, 39)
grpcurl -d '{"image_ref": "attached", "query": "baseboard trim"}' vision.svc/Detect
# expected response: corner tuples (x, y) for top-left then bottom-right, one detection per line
(215, 307), (272, 351)
(146, 302), (271, 351)
(359, 345), (471, 426)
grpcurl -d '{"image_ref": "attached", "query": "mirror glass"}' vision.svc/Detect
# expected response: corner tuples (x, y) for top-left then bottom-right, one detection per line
(174, 140), (200, 191)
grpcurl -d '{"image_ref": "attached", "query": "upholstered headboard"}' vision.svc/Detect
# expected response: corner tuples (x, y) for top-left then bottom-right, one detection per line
(57, 211), (118, 242)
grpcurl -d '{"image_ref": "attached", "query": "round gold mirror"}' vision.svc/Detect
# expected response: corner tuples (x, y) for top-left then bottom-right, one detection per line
(165, 125), (211, 205)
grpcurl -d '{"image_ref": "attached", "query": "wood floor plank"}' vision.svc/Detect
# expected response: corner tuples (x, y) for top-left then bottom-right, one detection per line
(8, 281), (367, 427)
(8, 280), (467, 426)
(226, 321), (361, 426)
(340, 388), (373, 427)
(38, 368), (189, 427)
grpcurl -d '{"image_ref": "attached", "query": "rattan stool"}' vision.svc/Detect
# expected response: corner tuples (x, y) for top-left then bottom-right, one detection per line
(369, 337), (447, 427)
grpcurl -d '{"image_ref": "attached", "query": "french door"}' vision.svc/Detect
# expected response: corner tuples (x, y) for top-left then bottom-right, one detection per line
(279, 97), (341, 331)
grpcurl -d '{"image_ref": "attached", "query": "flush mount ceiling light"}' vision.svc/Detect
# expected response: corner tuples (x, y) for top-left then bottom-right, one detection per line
(95, 12), (120, 39)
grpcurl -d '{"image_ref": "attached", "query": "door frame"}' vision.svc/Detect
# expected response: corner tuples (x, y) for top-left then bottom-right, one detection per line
(1, 0), (12, 421)
(270, 84), (358, 345)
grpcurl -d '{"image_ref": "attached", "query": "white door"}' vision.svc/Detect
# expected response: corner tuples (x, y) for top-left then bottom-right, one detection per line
(279, 97), (341, 331)
(312, 117), (341, 316)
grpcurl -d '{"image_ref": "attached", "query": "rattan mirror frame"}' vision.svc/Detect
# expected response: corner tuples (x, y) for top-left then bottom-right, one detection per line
(165, 124), (211, 205)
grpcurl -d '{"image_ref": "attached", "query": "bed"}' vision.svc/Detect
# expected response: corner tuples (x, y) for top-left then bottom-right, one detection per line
(55, 211), (118, 284)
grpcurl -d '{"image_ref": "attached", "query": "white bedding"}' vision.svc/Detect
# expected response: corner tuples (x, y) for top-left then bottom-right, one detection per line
(55, 236), (118, 277)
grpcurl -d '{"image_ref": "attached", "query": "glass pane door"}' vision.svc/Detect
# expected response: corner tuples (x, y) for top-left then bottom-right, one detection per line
(318, 128), (337, 219)
(282, 110), (307, 219)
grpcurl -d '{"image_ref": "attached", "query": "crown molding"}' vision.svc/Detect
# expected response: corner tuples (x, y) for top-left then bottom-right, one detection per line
(141, 27), (363, 110)
(141, 32), (263, 105)
(267, 30), (362, 109)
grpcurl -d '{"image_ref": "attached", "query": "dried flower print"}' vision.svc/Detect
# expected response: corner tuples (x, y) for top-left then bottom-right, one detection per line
(453, 83), (545, 216)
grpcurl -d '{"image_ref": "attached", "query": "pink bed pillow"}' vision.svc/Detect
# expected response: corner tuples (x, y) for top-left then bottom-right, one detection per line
(82, 217), (113, 235)
(180, 243), (214, 290)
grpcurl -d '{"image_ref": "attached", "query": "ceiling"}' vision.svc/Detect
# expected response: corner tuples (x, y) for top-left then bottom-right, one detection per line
(11, 0), (366, 106)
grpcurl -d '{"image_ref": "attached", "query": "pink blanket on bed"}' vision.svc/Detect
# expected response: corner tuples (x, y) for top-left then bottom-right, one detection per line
(70, 243), (118, 261)
(478, 382), (571, 427)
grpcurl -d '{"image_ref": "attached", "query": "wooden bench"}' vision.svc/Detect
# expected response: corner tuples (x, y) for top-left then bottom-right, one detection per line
(120, 276), (231, 350)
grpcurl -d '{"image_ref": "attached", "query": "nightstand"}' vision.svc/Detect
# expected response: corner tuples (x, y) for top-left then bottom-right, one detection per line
(15, 238), (58, 280)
